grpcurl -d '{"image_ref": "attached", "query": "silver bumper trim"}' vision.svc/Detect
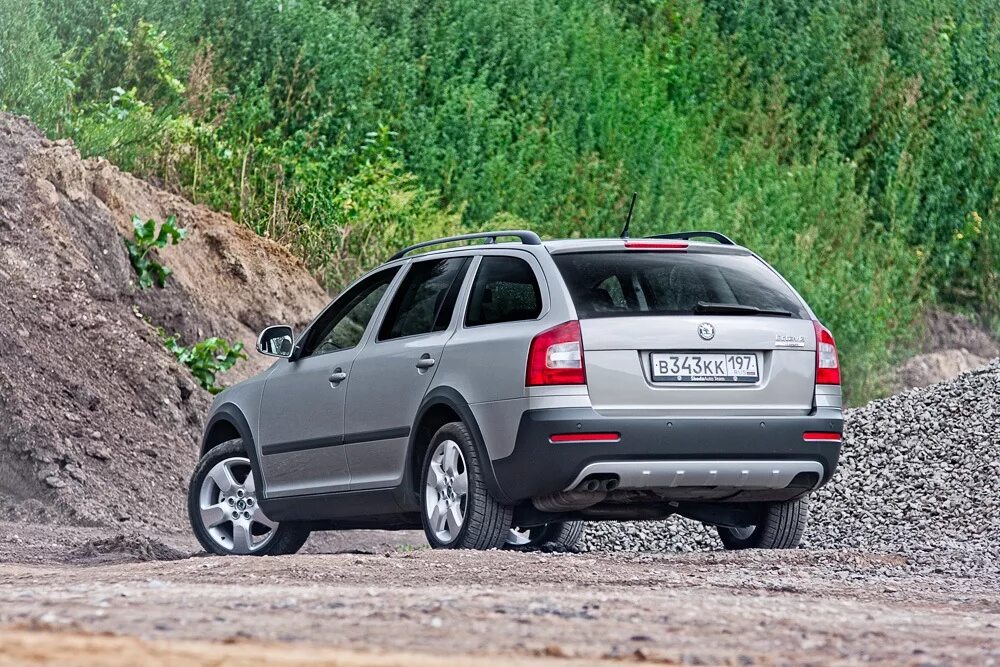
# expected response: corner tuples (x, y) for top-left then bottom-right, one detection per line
(565, 460), (825, 491)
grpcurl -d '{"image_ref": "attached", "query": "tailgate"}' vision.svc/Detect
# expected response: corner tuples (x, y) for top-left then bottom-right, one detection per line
(549, 248), (819, 417)
(581, 316), (816, 416)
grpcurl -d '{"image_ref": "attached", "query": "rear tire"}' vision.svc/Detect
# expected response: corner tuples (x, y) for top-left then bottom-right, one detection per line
(420, 422), (513, 550)
(188, 439), (310, 556)
(716, 497), (809, 550)
(505, 521), (584, 552)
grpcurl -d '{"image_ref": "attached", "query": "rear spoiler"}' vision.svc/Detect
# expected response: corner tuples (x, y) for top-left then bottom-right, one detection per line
(646, 231), (735, 245)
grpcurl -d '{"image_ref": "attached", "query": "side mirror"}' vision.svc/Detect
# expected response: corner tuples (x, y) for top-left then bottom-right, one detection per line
(256, 325), (294, 358)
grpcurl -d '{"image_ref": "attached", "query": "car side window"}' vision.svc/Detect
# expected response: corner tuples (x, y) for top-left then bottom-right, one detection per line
(378, 257), (470, 341)
(302, 267), (400, 357)
(465, 256), (542, 326)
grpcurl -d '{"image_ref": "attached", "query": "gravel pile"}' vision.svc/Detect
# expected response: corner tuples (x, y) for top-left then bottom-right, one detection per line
(581, 360), (1000, 574)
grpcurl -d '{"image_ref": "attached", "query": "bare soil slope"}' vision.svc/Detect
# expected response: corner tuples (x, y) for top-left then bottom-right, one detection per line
(895, 309), (1000, 389)
(0, 114), (326, 529)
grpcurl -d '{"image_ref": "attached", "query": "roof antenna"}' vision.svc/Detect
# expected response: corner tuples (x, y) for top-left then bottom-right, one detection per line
(620, 191), (637, 240)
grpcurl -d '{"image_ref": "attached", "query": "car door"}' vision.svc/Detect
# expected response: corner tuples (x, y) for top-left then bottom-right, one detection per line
(344, 256), (472, 490)
(257, 266), (401, 498)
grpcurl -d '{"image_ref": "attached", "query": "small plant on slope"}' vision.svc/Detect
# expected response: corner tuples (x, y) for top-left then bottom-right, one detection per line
(161, 332), (246, 394)
(123, 214), (186, 288)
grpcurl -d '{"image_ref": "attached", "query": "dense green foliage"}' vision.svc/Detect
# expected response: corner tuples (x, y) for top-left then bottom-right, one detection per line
(2, 0), (997, 402)
(123, 214), (187, 288)
(161, 332), (247, 394)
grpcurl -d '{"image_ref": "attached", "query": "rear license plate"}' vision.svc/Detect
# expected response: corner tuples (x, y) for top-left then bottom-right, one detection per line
(650, 352), (759, 383)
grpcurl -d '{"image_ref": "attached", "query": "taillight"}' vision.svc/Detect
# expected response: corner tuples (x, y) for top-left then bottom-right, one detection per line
(813, 320), (840, 385)
(526, 321), (586, 386)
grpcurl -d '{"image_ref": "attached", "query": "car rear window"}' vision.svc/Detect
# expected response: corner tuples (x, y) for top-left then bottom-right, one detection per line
(552, 252), (809, 319)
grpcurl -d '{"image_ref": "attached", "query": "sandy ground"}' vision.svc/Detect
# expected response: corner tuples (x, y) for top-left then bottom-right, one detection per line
(0, 525), (997, 666)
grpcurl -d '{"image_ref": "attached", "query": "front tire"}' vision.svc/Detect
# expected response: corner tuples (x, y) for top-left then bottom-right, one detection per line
(716, 497), (809, 550)
(420, 422), (513, 550)
(505, 521), (585, 551)
(188, 439), (310, 556)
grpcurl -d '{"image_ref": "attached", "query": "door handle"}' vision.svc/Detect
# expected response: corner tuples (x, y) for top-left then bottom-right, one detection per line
(415, 354), (436, 370)
(329, 368), (348, 384)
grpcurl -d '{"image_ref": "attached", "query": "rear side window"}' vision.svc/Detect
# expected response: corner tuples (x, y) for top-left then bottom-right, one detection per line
(379, 257), (470, 340)
(466, 256), (542, 327)
(552, 252), (809, 319)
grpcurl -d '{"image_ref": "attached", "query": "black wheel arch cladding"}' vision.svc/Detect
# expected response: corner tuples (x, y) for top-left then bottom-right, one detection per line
(404, 386), (512, 507)
(200, 403), (265, 499)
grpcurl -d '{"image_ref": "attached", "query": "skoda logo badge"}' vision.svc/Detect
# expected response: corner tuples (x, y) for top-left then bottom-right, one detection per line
(698, 322), (715, 341)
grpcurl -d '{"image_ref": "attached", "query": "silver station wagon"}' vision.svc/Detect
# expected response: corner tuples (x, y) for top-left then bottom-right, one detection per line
(188, 230), (844, 555)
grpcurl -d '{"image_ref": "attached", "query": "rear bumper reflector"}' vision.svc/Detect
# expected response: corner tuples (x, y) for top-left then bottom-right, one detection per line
(803, 432), (842, 442)
(549, 432), (621, 444)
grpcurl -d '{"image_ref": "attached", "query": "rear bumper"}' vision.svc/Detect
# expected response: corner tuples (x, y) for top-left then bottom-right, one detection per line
(563, 459), (825, 491)
(491, 407), (843, 501)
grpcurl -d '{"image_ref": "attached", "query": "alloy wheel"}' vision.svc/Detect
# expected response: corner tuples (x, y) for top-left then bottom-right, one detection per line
(198, 456), (277, 554)
(424, 439), (469, 543)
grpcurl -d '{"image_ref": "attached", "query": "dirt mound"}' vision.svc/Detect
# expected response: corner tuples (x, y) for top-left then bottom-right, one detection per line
(0, 114), (326, 530)
(68, 534), (189, 563)
(28, 128), (327, 381)
(896, 348), (992, 390)
(920, 309), (999, 358)
(895, 309), (999, 390)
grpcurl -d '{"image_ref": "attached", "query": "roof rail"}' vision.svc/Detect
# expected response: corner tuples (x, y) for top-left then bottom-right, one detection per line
(646, 230), (735, 246)
(389, 230), (542, 261)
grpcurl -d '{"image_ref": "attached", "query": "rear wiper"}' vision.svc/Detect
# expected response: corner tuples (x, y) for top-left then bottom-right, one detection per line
(693, 301), (792, 317)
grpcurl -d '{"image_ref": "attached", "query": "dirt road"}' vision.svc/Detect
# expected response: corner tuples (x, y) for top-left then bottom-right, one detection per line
(1, 544), (997, 666)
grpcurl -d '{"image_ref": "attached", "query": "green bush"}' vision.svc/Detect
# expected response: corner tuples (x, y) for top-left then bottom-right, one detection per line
(0, 0), (68, 127)
(123, 214), (187, 289)
(4, 0), (998, 404)
(284, 127), (464, 288)
(161, 332), (246, 394)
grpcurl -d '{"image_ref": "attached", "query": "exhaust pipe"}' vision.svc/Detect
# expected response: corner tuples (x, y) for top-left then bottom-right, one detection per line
(532, 478), (606, 512)
(601, 478), (619, 492)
